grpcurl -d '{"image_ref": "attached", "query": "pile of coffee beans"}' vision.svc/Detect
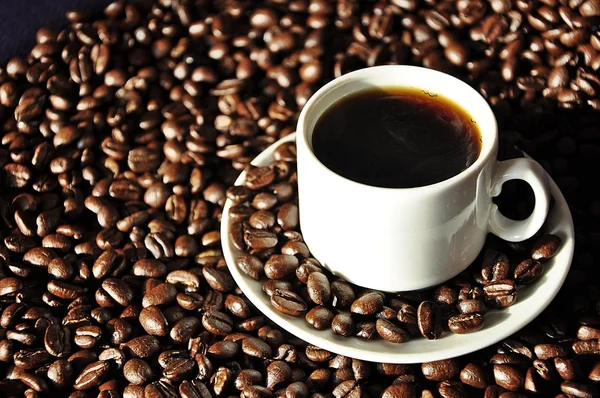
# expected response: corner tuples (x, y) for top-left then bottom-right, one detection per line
(0, 0), (599, 397)
(231, 140), (563, 341)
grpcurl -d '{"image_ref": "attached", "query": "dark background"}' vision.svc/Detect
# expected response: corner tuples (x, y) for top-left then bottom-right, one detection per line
(0, 0), (113, 62)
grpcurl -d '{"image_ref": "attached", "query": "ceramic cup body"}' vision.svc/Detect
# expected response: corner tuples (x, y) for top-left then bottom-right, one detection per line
(296, 65), (550, 292)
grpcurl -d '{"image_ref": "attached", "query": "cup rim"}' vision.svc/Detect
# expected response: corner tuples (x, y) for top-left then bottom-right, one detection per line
(297, 65), (499, 193)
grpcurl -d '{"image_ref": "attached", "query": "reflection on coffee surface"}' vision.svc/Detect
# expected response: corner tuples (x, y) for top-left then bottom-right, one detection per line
(312, 87), (482, 188)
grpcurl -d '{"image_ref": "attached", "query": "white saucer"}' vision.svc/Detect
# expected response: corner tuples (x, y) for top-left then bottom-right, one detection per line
(221, 133), (575, 364)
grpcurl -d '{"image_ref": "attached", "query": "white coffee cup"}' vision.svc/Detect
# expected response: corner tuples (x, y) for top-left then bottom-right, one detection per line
(296, 65), (550, 292)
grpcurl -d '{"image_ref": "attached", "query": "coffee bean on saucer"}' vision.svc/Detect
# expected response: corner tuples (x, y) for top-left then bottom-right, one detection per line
(264, 254), (299, 280)
(457, 299), (487, 315)
(418, 301), (443, 340)
(331, 312), (355, 337)
(481, 250), (511, 283)
(351, 292), (384, 316)
(305, 306), (334, 330)
(531, 234), (562, 261)
(448, 313), (485, 334)
(484, 280), (517, 308)
(307, 272), (331, 305)
(514, 259), (544, 284)
(270, 290), (307, 316)
(376, 319), (410, 343)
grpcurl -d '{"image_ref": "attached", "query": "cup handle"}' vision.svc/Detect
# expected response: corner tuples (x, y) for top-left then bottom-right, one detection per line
(487, 158), (551, 242)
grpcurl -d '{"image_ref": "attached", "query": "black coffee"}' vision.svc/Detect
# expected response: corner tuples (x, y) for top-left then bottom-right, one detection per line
(311, 87), (482, 188)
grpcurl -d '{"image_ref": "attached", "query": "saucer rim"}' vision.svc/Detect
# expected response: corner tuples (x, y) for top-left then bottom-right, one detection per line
(220, 132), (575, 364)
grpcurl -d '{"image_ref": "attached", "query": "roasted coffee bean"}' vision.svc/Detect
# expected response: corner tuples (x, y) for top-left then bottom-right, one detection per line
(236, 254), (264, 280)
(163, 358), (196, 383)
(534, 343), (567, 360)
(422, 359), (460, 381)
(432, 285), (458, 306)
(65, 324), (96, 349)
(47, 359), (74, 389)
(264, 254), (299, 279)
(491, 353), (530, 369)
(481, 250), (511, 283)
(74, 360), (110, 390)
(418, 301), (442, 340)
(554, 357), (578, 381)
(270, 290), (307, 316)
(14, 349), (52, 369)
(44, 324), (72, 358)
(276, 203), (298, 230)
(179, 379), (212, 398)
(249, 211), (276, 230)
(244, 228), (278, 250)
(234, 369), (263, 391)
(448, 313), (484, 334)
(142, 283), (177, 308)
(484, 280), (517, 308)
(266, 361), (292, 391)
(305, 306), (334, 330)
(514, 259), (544, 284)
(500, 339), (534, 360)
(307, 272), (331, 305)
(332, 312), (355, 337)
(573, 340), (600, 355)
(123, 359), (153, 386)
(460, 363), (489, 389)
(376, 319), (410, 343)
(560, 381), (598, 397)
(457, 299), (486, 314)
(242, 337), (273, 359)
(122, 335), (160, 358)
(171, 317), (202, 344)
(202, 310), (233, 336)
(245, 167), (275, 190)
(531, 234), (562, 260)
(494, 364), (525, 392)
(202, 267), (234, 292)
(139, 306), (169, 336)
(588, 362), (600, 382)
(102, 278), (134, 306)
(351, 292), (384, 316)
(296, 260), (322, 284)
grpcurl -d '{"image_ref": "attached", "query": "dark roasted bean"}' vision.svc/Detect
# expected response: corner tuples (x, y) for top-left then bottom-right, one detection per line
(531, 234), (562, 260)
(271, 290), (308, 316)
(448, 313), (484, 334)
(264, 254), (299, 280)
(44, 324), (72, 358)
(534, 343), (567, 360)
(460, 363), (489, 389)
(305, 306), (334, 330)
(242, 337), (273, 359)
(418, 301), (442, 340)
(484, 280), (517, 308)
(351, 292), (384, 316)
(494, 364), (525, 392)
(236, 254), (264, 280)
(514, 259), (544, 284)
(307, 272), (331, 305)
(376, 319), (410, 343)
(422, 359), (460, 381)
(74, 361), (110, 390)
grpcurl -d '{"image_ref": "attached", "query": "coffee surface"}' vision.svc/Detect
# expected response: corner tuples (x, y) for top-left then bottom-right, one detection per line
(312, 87), (482, 188)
